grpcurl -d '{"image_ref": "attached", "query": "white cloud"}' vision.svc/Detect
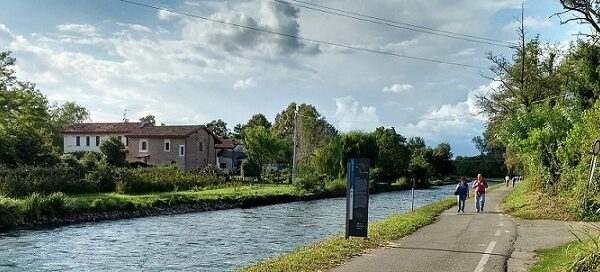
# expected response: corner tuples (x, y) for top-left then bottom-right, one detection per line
(116, 23), (151, 32)
(334, 96), (380, 131)
(401, 81), (497, 141)
(503, 16), (553, 31)
(382, 83), (414, 93)
(233, 77), (257, 89)
(158, 9), (176, 21)
(57, 24), (97, 35)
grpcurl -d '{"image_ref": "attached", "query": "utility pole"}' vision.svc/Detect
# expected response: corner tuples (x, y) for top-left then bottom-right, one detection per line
(292, 105), (299, 182)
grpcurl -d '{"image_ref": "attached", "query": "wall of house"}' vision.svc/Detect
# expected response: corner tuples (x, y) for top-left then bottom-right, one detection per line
(63, 133), (127, 153)
(127, 137), (186, 170)
(184, 129), (215, 171)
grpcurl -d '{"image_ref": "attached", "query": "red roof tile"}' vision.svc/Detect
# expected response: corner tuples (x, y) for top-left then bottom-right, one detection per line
(126, 125), (223, 143)
(216, 139), (236, 149)
(63, 122), (147, 134)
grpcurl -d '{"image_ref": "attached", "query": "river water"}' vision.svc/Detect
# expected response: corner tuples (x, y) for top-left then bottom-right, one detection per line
(0, 184), (456, 272)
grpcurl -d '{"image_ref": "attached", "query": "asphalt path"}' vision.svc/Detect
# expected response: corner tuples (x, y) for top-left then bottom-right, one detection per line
(331, 185), (517, 272)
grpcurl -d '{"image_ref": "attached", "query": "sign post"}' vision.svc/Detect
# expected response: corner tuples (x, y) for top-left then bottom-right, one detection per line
(411, 178), (415, 212)
(345, 158), (370, 239)
(584, 140), (600, 210)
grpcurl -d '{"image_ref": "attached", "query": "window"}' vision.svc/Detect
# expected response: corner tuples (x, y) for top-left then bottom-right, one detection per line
(95, 136), (101, 146)
(199, 141), (203, 152)
(76, 136), (81, 146)
(118, 136), (122, 142)
(139, 139), (148, 152)
(126, 137), (129, 146)
(179, 145), (185, 157)
(86, 136), (90, 146)
(164, 139), (170, 152)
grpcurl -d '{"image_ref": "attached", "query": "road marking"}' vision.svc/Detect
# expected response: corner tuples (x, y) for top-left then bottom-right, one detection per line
(495, 230), (501, 237)
(498, 222), (504, 227)
(474, 241), (496, 272)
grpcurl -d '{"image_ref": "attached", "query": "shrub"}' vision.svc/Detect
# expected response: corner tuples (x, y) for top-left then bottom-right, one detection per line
(0, 197), (21, 229)
(90, 198), (136, 212)
(115, 166), (227, 194)
(84, 166), (116, 192)
(393, 177), (410, 189)
(324, 178), (346, 191)
(294, 173), (326, 193)
(369, 167), (387, 183)
(21, 192), (70, 221)
(0, 166), (94, 197)
(241, 159), (261, 178)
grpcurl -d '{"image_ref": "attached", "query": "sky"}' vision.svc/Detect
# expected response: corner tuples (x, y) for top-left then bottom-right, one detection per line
(0, 0), (588, 156)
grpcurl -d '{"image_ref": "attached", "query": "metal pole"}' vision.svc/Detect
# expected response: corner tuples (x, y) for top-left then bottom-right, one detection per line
(291, 105), (298, 182)
(585, 155), (598, 210)
(411, 178), (415, 212)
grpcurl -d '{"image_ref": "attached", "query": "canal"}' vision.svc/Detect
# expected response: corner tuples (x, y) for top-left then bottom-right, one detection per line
(0, 184), (456, 271)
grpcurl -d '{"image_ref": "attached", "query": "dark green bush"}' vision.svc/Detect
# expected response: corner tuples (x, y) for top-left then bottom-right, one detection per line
(21, 192), (70, 221)
(0, 197), (22, 229)
(84, 167), (116, 192)
(115, 166), (227, 194)
(241, 159), (261, 178)
(0, 166), (94, 197)
(294, 173), (326, 193)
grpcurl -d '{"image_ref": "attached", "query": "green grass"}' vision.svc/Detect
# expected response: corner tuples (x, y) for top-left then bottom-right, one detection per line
(501, 179), (579, 221)
(529, 239), (582, 272)
(0, 185), (299, 230)
(241, 197), (456, 272)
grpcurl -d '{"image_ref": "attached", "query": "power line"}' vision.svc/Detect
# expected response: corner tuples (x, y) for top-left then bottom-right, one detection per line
(116, 0), (488, 70)
(274, 0), (513, 48)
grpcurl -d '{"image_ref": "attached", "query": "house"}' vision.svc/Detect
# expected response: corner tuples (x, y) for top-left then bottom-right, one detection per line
(63, 122), (148, 153)
(215, 139), (246, 170)
(125, 125), (222, 171)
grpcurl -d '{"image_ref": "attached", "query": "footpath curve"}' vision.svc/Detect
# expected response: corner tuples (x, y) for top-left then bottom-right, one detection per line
(330, 184), (597, 272)
(331, 186), (517, 272)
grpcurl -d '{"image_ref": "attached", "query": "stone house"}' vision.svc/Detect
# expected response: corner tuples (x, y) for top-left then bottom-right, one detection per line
(63, 122), (148, 153)
(125, 125), (221, 171)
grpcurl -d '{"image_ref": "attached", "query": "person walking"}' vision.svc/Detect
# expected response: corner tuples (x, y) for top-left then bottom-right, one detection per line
(455, 177), (469, 212)
(473, 174), (488, 212)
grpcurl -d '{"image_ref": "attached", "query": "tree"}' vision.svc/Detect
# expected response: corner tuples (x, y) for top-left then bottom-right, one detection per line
(99, 136), (125, 166)
(139, 115), (156, 126)
(408, 148), (433, 187)
(244, 126), (285, 179)
(311, 136), (344, 179)
(340, 131), (378, 168)
(231, 113), (272, 141)
(373, 127), (410, 182)
(431, 143), (455, 178)
(554, 0), (600, 39)
(272, 103), (337, 164)
(0, 51), (55, 165)
(49, 101), (90, 150)
(247, 113), (271, 129)
(207, 119), (229, 139)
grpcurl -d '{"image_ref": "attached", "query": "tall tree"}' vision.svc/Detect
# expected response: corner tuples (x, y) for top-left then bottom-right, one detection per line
(373, 127), (410, 182)
(431, 143), (455, 178)
(0, 51), (54, 165)
(207, 119), (229, 139)
(49, 101), (90, 150)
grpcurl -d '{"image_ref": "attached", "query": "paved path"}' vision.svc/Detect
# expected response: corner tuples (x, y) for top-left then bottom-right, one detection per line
(331, 184), (598, 272)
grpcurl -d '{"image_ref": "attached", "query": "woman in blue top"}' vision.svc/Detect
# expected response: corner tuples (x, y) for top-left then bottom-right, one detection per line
(455, 177), (469, 212)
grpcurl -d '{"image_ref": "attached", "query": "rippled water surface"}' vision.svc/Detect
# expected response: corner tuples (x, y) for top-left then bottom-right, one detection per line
(0, 184), (456, 271)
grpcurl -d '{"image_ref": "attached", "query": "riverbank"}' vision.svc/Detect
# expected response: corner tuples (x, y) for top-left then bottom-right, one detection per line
(0, 181), (436, 231)
(501, 179), (600, 271)
(241, 196), (457, 272)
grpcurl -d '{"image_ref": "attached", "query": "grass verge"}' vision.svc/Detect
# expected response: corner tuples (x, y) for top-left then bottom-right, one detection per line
(501, 179), (579, 221)
(241, 197), (456, 272)
(0, 185), (299, 230)
(530, 231), (600, 272)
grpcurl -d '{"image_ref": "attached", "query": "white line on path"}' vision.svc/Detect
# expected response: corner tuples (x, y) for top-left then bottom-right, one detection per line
(498, 222), (504, 227)
(473, 241), (497, 272)
(494, 230), (501, 237)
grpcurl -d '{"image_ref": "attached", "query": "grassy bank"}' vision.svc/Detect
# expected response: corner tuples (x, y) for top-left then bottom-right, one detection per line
(241, 197), (456, 272)
(502, 179), (600, 271)
(501, 179), (579, 221)
(0, 185), (300, 230)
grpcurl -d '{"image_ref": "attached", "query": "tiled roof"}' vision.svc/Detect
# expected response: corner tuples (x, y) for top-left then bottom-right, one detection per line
(63, 122), (147, 133)
(216, 139), (236, 149)
(126, 125), (204, 138)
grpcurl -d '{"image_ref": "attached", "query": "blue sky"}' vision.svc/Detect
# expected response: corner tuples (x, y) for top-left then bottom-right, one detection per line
(0, 0), (586, 156)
